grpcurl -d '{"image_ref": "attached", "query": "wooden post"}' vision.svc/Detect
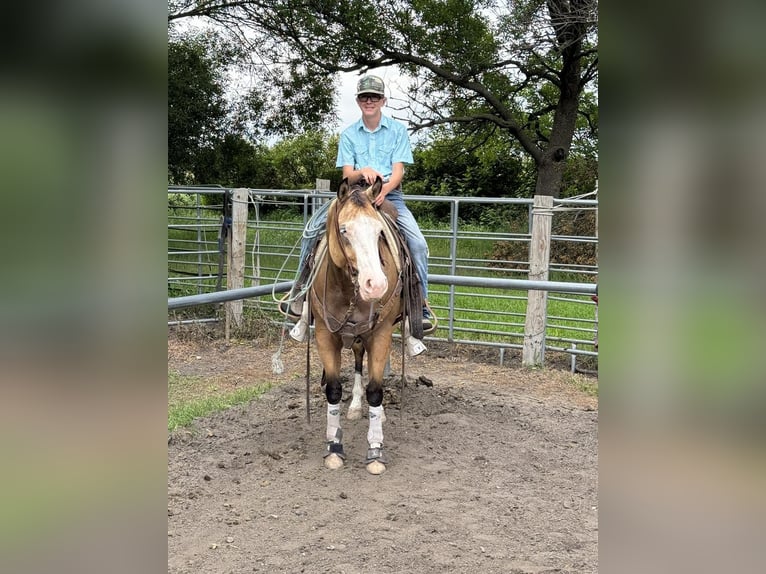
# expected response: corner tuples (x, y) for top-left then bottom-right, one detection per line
(314, 178), (331, 212)
(225, 188), (248, 339)
(523, 195), (554, 366)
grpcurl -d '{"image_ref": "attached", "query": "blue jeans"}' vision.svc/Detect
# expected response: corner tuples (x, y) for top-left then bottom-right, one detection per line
(295, 189), (429, 300)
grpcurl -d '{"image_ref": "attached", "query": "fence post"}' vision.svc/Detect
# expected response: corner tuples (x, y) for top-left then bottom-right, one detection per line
(315, 178), (330, 208)
(225, 188), (248, 339)
(523, 195), (554, 366)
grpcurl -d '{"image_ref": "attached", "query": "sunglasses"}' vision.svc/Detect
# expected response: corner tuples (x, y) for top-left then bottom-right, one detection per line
(356, 94), (383, 103)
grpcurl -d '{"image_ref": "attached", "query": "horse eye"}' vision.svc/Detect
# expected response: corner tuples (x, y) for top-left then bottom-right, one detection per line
(339, 225), (347, 234)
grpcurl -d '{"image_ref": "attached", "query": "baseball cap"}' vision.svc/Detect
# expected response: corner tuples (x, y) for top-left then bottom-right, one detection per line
(356, 74), (385, 96)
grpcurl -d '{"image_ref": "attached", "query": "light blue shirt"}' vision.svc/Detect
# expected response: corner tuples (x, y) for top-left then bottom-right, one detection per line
(335, 114), (413, 181)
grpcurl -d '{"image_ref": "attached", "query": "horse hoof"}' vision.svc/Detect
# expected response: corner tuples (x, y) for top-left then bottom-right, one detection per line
(347, 407), (362, 421)
(366, 460), (386, 475)
(324, 453), (345, 470)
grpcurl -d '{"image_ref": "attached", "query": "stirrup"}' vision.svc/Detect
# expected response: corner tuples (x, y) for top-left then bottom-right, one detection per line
(421, 302), (438, 335)
(289, 318), (309, 342)
(279, 292), (303, 319)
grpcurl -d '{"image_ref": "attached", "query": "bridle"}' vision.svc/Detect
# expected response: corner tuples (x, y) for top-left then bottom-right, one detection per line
(313, 185), (400, 337)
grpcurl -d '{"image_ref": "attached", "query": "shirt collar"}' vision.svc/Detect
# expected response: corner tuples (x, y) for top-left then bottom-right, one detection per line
(356, 114), (391, 133)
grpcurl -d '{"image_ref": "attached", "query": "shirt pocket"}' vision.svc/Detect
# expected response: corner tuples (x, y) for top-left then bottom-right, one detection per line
(352, 143), (370, 168)
(378, 143), (394, 159)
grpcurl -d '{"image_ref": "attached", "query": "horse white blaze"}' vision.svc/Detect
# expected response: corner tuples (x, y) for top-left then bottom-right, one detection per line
(346, 215), (388, 301)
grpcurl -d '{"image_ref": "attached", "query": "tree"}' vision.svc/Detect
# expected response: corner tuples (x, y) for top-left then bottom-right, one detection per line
(168, 33), (230, 184)
(168, 0), (597, 198)
(268, 131), (341, 189)
(193, 134), (276, 187)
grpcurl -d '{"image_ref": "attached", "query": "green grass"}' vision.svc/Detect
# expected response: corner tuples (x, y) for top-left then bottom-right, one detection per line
(425, 285), (596, 348)
(168, 371), (272, 431)
(168, 208), (305, 288)
(419, 219), (596, 347)
(569, 375), (599, 397)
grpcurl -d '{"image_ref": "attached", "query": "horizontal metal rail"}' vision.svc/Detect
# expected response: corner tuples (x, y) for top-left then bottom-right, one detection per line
(167, 275), (596, 310)
(168, 281), (293, 310)
(428, 274), (596, 295)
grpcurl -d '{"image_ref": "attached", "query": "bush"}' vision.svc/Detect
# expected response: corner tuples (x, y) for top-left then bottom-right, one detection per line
(490, 209), (597, 269)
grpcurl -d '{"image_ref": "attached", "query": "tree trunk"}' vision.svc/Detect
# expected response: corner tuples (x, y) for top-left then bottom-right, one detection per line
(535, 157), (565, 198)
(533, 2), (585, 198)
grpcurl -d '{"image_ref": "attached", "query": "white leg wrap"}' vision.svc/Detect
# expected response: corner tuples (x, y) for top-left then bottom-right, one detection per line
(349, 372), (364, 413)
(367, 405), (384, 448)
(326, 402), (342, 442)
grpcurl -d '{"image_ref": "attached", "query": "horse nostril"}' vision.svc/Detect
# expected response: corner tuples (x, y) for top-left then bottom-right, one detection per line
(364, 277), (387, 294)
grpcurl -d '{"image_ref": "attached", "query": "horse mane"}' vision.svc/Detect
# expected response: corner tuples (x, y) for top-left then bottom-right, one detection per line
(379, 197), (398, 220)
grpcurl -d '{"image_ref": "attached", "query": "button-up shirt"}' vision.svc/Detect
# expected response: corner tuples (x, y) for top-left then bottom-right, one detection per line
(335, 114), (413, 181)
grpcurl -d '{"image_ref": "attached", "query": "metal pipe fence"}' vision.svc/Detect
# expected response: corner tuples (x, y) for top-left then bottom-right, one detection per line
(168, 186), (598, 369)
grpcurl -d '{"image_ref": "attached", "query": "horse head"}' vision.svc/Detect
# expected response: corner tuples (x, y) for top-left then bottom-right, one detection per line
(330, 176), (389, 302)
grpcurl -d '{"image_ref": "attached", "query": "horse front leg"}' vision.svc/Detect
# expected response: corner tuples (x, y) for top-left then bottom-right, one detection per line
(364, 332), (394, 475)
(315, 329), (345, 470)
(347, 338), (365, 421)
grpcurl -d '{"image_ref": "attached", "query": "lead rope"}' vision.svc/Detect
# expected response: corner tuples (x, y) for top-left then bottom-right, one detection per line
(305, 289), (312, 424)
(399, 260), (410, 421)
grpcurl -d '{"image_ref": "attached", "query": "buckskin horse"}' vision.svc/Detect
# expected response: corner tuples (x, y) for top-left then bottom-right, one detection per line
(309, 175), (405, 475)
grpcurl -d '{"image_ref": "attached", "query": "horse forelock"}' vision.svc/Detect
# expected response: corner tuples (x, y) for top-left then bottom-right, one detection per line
(347, 183), (373, 208)
(336, 185), (378, 225)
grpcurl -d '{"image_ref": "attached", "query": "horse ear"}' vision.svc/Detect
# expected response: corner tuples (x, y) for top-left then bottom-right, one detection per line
(371, 176), (383, 199)
(338, 178), (350, 200)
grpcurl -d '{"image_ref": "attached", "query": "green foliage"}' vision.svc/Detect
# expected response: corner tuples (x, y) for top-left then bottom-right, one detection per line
(168, 34), (229, 184)
(268, 131), (341, 189)
(263, 63), (337, 136)
(406, 126), (535, 223)
(193, 134), (275, 187)
(168, 0), (598, 197)
(489, 208), (598, 270)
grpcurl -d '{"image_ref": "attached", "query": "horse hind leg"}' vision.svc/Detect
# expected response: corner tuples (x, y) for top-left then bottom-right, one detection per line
(347, 340), (387, 423)
(365, 340), (391, 475)
(347, 339), (365, 421)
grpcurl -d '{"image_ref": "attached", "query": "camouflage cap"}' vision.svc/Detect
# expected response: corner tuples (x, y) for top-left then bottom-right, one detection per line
(356, 74), (385, 96)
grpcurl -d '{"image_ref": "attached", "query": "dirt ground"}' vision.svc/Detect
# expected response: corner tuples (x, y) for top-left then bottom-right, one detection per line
(168, 333), (598, 574)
